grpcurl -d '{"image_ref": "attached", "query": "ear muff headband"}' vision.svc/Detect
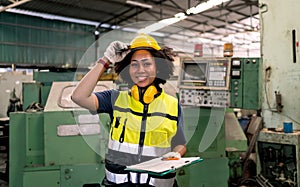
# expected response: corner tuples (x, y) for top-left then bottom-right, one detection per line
(131, 84), (158, 104)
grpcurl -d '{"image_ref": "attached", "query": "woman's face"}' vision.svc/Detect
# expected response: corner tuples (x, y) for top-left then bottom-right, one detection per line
(129, 50), (157, 88)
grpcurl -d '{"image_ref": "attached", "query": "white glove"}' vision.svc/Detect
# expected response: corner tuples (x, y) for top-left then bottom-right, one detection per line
(162, 152), (181, 159)
(104, 41), (130, 64)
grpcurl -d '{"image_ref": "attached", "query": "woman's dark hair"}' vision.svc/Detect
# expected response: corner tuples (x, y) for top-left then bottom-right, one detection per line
(114, 46), (175, 86)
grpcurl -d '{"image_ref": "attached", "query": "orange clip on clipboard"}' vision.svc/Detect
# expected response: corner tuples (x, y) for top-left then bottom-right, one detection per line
(125, 157), (203, 176)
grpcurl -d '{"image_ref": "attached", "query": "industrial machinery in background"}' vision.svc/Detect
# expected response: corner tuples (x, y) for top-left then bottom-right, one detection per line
(9, 70), (113, 187)
(0, 71), (32, 183)
(176, 57), (261, 187)
(0, 71), (33, 118)
(257, 130), (298, 187)
(255, 1), (300, 187)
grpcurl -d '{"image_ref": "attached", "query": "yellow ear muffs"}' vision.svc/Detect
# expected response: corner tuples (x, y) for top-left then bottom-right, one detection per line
(131, 84), (158, 104)
(143, 85), (158, 104)
(131, 84), (140, 101)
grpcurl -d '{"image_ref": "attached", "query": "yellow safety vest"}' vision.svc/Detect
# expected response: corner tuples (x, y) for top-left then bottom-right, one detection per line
(108, 90), (178, 158)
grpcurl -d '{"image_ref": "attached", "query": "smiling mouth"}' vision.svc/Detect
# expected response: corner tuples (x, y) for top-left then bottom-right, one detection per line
(136, 76), (148, 82)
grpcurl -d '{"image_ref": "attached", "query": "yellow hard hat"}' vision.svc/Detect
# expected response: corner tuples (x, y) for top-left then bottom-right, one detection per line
(130, 33), (161, 50)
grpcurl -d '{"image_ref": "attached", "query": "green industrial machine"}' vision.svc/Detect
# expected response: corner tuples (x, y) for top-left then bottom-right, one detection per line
(9, 71), (113, 187)
(176, 57), (261, 187)
(9, 109), (109, 186)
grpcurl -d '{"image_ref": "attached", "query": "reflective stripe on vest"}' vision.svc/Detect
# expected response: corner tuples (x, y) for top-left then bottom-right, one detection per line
(129, 172), (149, 184)
(105, 169), (175, 187)
(110, 91), (178, 155)
(108, 139), (171, 157)
(105, 169), (128, 184)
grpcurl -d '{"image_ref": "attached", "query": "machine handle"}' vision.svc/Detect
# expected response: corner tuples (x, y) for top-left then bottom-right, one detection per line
(292, 29), (296, 63)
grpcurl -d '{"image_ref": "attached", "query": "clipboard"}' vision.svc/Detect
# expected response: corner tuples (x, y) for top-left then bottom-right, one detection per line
(125, 157), (203, 176)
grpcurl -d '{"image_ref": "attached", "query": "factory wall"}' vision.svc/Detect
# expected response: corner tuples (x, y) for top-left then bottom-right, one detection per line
(0, 12), (95, 68)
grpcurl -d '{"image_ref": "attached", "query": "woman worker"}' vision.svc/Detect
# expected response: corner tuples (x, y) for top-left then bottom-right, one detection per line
(71, 33), (186, 187)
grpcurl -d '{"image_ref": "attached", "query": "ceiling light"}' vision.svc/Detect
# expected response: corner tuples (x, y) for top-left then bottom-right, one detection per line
(138, 13), (186, 34)
(126, 0), (153, 9)
(186, 0), (230, 15)
(137, 0), (230, 34)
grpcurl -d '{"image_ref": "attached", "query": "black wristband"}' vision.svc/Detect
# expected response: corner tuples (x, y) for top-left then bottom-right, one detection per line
(98, 58), (110, 69)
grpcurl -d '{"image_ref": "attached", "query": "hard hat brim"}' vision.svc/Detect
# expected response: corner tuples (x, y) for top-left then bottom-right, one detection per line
(129, 46), (159, 52)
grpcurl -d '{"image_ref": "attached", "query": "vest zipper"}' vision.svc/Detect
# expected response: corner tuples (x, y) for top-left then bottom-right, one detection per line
(138, 104), (148, 162)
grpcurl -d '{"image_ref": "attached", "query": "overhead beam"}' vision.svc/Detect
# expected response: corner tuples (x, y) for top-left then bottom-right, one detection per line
(0, 0), (32, 13)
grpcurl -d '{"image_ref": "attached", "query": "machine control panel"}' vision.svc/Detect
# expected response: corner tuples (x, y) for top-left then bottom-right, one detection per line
(178, 57), (231, 108)
(179, 57), (231, 90)
(230, 57), (261, 109)
(179, 89), (230, 107)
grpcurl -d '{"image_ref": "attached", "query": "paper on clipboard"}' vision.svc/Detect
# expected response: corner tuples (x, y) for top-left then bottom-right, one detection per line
(125, 157), (203, 176)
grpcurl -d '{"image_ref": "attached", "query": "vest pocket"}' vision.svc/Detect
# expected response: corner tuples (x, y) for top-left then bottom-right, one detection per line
(148, 130), (169, 147)
(111, 117), (128, 143)
(110, 117), (120, 138)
